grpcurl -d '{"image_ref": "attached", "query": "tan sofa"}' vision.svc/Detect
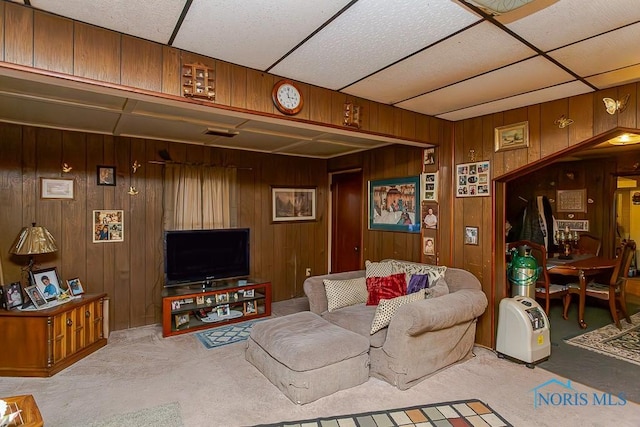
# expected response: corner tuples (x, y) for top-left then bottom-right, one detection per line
(303, 260), (488, 390)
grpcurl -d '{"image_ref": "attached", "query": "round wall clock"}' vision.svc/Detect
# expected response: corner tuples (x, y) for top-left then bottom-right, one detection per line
(272, 80), (303, 115)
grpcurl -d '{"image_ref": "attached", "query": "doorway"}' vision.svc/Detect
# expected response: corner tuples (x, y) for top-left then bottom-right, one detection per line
(330, 170), (363, 273)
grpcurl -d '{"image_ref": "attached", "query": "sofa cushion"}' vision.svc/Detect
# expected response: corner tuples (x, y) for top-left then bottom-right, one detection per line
(322, 304), (387, 348)
(370, 289), (427, 334)
(365, 260), (395, 278)
(366, 272), (406, 305)
(391, 260), (447, 286)
(407, 274), (429, 294)
(323, 277), (368, 312)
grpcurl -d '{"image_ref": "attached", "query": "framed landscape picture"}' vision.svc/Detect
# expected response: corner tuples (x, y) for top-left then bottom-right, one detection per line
(368, 176), (420, 233)
(271, 186), (316, 222)
(495, 121), (529, 152)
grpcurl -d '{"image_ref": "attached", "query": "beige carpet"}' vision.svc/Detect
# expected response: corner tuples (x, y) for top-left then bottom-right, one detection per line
(1, 308), (639, 426)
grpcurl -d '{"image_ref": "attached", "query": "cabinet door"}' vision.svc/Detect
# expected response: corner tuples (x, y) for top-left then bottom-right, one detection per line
(52, 312), (70, 364)
(84, 299), (104, 345)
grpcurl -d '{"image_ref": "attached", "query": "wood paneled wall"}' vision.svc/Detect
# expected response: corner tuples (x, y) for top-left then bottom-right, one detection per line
(0, 123), (328, 331)
(452, 84), (640, 347)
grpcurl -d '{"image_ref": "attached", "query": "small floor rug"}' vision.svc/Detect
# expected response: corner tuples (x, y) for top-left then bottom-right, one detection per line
(195, 318), (266, 349)
(565, 311), (640, 366)
(252, 399), (512, 427)
(83, 402), (182, 427)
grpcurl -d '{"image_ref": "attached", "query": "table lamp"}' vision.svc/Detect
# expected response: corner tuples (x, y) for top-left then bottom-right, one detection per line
(9, 223), (58, 272)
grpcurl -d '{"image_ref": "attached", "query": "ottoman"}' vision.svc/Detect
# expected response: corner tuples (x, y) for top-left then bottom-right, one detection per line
(245, 311), (370, 404)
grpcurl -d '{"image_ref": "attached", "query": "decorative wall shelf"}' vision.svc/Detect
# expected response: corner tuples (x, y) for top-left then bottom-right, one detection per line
(182, 63), (215, 101)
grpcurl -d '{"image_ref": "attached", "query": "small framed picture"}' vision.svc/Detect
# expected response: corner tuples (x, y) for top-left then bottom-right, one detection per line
(271, 186), (317, 222)
(3, 282), (24, 309)
(216, 293), (229, 303)
(175, 313), (190, 329)
(97, 166), (116, 186)
(66, 277), (85, 296)
(494, 121), (529, 152)
(25, 285), (48, 308)
(423, 236), (436, 256)
(171, 300), (181, 310)
(196, 296), (205, 306)
(465, 226), (479, 245)
(29, 267), (62, 301)
(217, 304), (230, 317)
(41, 178), (75, 200)
(244, 301), (257, 315)
(243, 289), (255, 298)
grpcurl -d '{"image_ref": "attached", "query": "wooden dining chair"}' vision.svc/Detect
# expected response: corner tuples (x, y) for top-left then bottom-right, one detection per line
(575, 232), (602, 256)
(567, 240), (636, 329)
(507, 240), (569, 318)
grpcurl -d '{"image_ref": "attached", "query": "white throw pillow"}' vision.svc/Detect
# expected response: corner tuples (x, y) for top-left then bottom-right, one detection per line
(370, 289), (426, 334)
(323, 277), (368, 312)
(365, 260), (395, 278)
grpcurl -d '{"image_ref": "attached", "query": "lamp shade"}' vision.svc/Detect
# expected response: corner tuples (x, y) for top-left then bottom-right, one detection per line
(10, 223), (58, 255)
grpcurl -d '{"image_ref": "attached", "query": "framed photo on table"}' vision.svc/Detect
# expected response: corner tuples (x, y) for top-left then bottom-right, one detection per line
(66, 277), (85, 296)
(30, 267), (62, 300)
(25, 285), (47, 308)
(2, 282), (24, 309)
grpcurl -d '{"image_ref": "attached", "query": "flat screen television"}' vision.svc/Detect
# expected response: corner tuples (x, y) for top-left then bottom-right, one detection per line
(164, 228), (250, 287)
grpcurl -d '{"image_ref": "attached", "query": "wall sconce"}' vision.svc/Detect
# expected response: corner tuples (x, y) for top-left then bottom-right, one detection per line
(62, 163), (73, 173)
(603, 94), (630, 115)
(343, 102), (361, 129)
(553, 115), (574, 128)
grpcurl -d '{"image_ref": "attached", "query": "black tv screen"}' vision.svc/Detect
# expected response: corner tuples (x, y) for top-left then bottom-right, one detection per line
(164, 228), (250, 286)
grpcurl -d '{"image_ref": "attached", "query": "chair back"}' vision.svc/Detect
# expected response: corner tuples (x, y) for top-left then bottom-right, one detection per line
(576, 232), (601, 256)
(610, 240), (637, 286)
(507, 240), (549, 287)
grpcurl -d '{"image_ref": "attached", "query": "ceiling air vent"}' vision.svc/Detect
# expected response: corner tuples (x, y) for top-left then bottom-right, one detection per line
(204, 127), (239, 138)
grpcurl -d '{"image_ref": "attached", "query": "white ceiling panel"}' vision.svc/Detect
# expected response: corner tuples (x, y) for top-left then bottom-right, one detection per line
(172, 0), (351, 70)
(437, 80), (592, 121)
(506, 0), (640, 51)
(548, 23), (640, 77)
(587, 64), (640, 89)
(30, 0), (186, 44)
(344, 21), (535, 104)
(270, 0), (480, 90)
(397, 56), (575, 116)
(277, 141), (373, 158)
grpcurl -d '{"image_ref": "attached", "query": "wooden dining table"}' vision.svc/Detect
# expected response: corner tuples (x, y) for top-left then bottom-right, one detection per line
(547, 254), (617, 329)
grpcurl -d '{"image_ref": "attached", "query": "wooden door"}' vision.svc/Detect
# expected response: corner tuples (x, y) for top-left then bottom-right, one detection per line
(331, 171), (363, 273)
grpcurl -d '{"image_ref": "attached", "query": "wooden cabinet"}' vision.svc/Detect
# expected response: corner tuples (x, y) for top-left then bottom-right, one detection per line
(182, 63), (215, 100)
(0, 294), (108, 377)
(162, 280), (271, 337)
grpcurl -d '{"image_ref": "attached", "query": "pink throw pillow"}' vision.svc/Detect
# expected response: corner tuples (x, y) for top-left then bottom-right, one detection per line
(366, 273), (406, 305)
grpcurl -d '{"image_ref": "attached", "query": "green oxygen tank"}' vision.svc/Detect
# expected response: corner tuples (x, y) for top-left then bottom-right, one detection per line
(508, 245), (538, 298)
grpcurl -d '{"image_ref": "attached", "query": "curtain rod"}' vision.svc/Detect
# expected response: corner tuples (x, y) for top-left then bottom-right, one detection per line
(148, 160), (252, 170)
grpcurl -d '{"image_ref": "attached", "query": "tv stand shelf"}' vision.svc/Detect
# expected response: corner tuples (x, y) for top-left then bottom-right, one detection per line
(161, 279), (271, 337)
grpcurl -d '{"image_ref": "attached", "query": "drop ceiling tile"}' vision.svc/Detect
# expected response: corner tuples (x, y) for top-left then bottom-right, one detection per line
(30, 0), (186, 44)
(0, 95), (121, 133)
(115, 114), (214, 144)
(237, 120), (324, 140)
(172, 0), (351, 70)
(270, 0), (479, 90)
(397, 56), (574, 116)
(587, 64), (640, 89)
(344, 21), (535, 104)
(506, 0), (640, 51)
(130, 100), (247, 128)
(208, 131), (305, 153)
(278, 140), (371, 158)
(437, 80), (593, 121)
(548, 23), (640, 77)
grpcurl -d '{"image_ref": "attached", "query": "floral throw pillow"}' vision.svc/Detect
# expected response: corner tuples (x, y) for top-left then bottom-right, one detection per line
(366, 272), (406, 306)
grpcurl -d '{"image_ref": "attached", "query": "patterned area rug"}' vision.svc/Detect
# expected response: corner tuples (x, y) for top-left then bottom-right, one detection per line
(565, 311), (640, 366)
(253, 399), (512, 427)
(195, 318), (266, 349)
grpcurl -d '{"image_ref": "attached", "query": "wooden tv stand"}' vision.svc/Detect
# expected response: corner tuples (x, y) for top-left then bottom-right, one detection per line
(161, 279), (271, 337)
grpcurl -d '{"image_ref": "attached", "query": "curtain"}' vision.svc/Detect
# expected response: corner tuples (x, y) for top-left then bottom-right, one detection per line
(163, 164), (237, 230)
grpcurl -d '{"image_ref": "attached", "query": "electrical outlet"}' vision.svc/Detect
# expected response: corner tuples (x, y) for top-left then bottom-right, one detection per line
(305, 268), (311, 277)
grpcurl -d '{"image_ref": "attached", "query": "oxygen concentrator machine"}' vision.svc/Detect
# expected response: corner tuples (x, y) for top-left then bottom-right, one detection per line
(496, 296), (550, 368)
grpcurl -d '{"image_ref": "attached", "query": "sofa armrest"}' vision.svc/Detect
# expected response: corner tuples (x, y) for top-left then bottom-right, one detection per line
(303, 270), (366, 314)
(388, 289), (488, 336)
